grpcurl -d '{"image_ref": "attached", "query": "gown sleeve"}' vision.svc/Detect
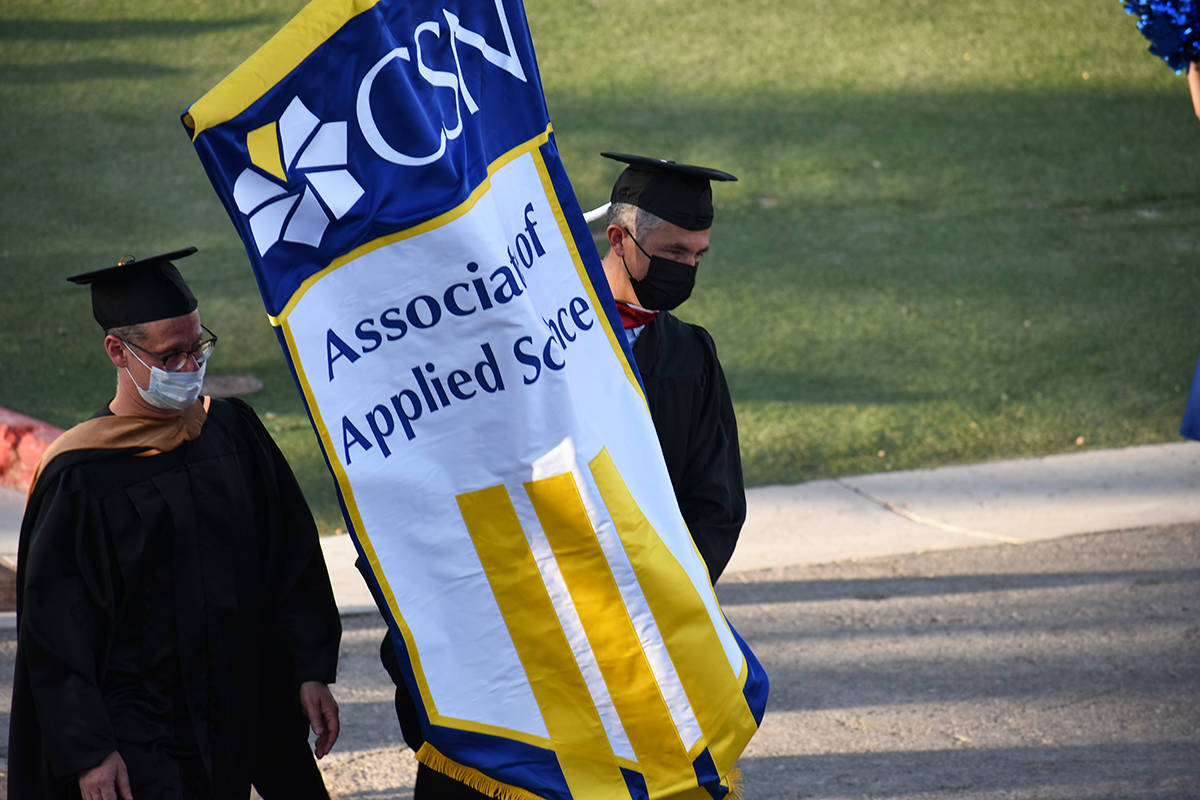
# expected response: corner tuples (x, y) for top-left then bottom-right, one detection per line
(17, 467), (120, 779)
(674, 326), (746, 583)
(231, 398), (342, 686)
(638, 316), (747, 584)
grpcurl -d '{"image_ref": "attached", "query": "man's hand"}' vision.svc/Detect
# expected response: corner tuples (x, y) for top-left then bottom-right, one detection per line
(78, 750), (133, 800)
(299, 680), (340, 759)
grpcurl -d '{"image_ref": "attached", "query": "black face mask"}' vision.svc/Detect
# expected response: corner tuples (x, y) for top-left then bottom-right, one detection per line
(622, 229), (696, 311)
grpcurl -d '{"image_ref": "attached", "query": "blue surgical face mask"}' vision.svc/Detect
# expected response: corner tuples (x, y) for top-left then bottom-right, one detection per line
(125, 347), (207, 410)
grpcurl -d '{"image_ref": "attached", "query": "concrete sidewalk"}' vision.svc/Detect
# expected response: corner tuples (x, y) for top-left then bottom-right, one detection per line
(3, 441), (1200, 624)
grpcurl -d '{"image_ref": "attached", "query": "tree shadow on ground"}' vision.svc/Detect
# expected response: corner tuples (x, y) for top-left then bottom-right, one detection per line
(722, 365), (944, 405)
(741, 741), (1200, 798)
(717, 567), (1200, 606)
(0, 17), (276, 42)
(0, 60), (186, 84)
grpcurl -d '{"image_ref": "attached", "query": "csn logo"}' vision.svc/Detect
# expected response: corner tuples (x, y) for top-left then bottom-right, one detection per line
(230, 1), (528, 256)
(232, 96), (364, 256)
(355, 2), (527, 167)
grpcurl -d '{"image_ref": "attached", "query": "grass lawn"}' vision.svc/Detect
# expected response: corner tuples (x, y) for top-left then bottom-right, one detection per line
(1, 0), (1197, 533)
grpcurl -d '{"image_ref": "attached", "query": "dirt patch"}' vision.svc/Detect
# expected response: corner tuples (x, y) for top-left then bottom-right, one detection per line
(202, 374), (264, 397)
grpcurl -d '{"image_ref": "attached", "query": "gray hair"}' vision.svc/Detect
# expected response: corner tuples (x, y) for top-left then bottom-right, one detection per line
(105, 322), (149, 346)
(605, 202), (669, 239)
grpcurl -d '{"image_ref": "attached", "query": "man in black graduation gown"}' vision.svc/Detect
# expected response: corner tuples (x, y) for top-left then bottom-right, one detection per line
(8, 248), (343, 800)
(597, 152), (746, 584)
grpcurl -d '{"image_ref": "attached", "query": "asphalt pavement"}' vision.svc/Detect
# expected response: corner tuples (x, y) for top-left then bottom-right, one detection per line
(2, 441), (1199, 798)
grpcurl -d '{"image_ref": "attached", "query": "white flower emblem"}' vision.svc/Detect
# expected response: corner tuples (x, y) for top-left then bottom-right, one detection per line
(231, 97), (364, 256)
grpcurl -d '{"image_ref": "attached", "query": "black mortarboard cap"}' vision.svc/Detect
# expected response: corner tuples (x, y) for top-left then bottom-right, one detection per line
(603, 152), (737, 231)
(67, 247), (199, 329)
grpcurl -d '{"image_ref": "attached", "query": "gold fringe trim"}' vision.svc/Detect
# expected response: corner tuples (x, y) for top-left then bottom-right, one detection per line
(415, 745), (746, 799)
(416, 743), (548, 800)
(724, 766), (745, 800)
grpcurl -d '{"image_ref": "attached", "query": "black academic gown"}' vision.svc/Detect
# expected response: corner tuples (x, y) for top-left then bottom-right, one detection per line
(8, 398), (341, 800)
(632, 310), (746, 583)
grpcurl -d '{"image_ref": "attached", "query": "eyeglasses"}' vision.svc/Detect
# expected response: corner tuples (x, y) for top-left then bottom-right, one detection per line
(122, 324), (218, 373)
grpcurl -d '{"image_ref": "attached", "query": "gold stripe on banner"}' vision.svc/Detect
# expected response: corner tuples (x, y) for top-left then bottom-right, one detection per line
(457, 485), (632, 799)
(588, 449), (760, 780)
(185, 0), (382, 138)
(525, 474), (697, 796)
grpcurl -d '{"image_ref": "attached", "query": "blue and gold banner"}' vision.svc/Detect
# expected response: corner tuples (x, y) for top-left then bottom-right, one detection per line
(184, 2), (767, 797)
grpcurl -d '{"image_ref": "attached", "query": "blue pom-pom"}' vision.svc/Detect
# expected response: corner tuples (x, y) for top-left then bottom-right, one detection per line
(1123, 0), (1200, 72)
